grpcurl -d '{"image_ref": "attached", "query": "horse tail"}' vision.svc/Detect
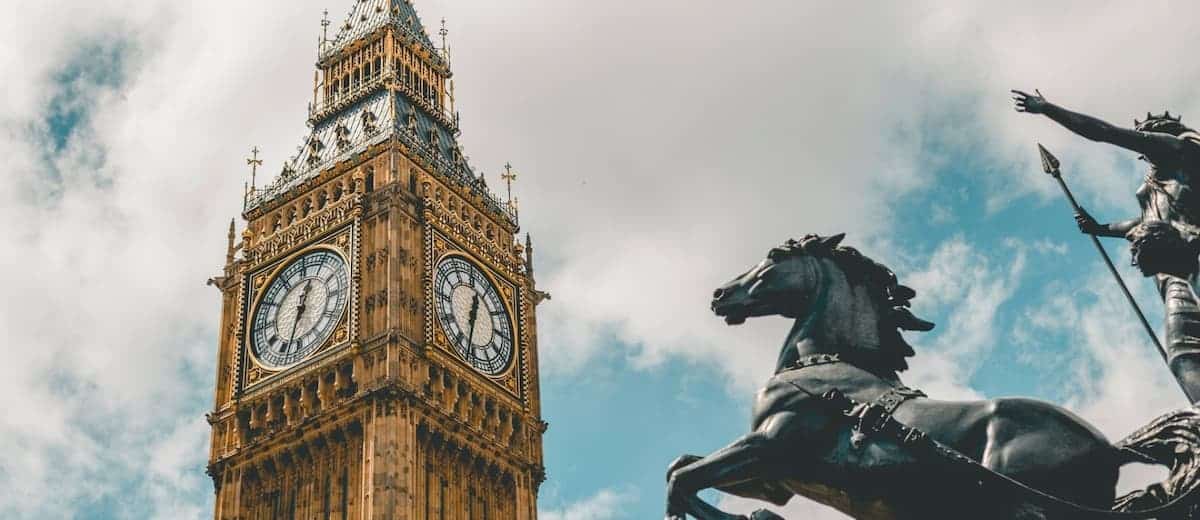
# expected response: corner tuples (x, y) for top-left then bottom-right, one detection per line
(1111, 407), (1200, 515)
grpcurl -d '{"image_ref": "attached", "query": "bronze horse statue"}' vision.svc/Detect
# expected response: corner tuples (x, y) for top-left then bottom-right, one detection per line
(665, 234), (1200, 520)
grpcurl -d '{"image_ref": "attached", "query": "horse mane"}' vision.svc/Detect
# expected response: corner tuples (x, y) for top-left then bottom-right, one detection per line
(771, 234), (935, 372)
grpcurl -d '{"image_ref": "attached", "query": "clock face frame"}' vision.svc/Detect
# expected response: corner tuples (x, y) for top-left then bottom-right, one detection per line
(248, 247), (350, 370)
(434, 255), (516, 376)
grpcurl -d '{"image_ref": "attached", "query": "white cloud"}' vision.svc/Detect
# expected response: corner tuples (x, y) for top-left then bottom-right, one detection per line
(1017, 266), (1181, 494)
(540, 487), (636, 520)
(6, 0), (1200, 517)
(902, 237), (1027, 399)
(488, 0), (1200, 392)
(0, 0), (330, 516)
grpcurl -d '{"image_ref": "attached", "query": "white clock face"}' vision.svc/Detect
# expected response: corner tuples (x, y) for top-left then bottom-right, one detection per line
(250, 249), (349, 369)
(434, 256), (514, 376)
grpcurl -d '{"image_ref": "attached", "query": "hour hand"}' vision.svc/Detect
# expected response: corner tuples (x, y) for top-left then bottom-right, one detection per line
(296, 280), (314, 310)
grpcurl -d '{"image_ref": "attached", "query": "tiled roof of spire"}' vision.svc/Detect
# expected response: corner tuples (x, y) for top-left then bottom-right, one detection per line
(245, 90), (515, 225)
(321, 0), (440, 62)
(245, 1), (513, 225)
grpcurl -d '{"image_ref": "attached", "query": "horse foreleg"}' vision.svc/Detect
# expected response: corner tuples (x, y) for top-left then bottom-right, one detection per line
(666, 412), (799, 520)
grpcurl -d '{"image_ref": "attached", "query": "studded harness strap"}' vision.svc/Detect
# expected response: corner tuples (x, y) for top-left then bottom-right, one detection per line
(784, 353), (928, 448)
(786, 353), (927, 414)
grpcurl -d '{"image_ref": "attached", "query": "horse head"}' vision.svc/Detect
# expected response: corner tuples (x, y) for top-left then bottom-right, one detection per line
(712, 233), (934, 373)
(711, 234), (847, 326)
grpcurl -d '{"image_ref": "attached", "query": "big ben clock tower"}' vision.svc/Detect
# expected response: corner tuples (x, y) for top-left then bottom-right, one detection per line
(206, 1), (547, 518)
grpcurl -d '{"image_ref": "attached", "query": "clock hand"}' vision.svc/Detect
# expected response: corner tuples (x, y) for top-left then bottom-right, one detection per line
(465, 293), (482, 357)
(282, 280), (313, 353)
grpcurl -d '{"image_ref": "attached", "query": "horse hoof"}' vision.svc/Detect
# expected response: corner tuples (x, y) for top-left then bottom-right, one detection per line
(749, 509), (785, 520)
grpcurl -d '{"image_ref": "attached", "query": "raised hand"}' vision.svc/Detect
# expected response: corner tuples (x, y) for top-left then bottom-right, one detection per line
(1012, 89), (1049, 114)
(1075, 208), (1104, 235)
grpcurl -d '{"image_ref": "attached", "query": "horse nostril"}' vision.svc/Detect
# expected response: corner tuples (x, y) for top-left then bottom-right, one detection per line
(713, 288), (726, 300)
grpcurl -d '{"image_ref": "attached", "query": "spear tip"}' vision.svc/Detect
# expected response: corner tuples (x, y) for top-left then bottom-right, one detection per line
(1037, 142), (1061, 175)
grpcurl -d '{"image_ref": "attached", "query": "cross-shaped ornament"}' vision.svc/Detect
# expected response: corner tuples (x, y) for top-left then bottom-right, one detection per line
(502, 162), (518, 207)
(247, 146), (264, 193)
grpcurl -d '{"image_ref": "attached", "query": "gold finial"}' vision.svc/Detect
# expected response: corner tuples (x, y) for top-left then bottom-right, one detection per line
(439, 18), (452, 65)
(439, 18), (449, 51)
(321, 9), (331, 45)
(502, 162), (518, 207)
(246, 146), (263, 192)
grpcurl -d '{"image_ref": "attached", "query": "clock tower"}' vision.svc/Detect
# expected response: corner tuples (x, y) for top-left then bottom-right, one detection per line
(206, 1), (547, 518)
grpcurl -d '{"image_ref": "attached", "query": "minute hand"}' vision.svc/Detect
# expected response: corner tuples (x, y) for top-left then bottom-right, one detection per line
(465, 294), (481, 359)
(283, 280), (313, 352)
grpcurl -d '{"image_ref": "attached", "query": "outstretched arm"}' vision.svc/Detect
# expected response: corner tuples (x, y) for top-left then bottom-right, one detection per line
(1013, 89), (1186, 162)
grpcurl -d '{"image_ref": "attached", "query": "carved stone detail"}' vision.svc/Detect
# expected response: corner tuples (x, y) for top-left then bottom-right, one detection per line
(246, 195), (358, 266)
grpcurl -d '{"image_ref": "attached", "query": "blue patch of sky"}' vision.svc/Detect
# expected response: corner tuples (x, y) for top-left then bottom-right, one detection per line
(46, 39), (130, 151)
(887, 141), (1160, 401)
(33, 37), (132, 204)
(539, 335), (748, 518)
(57, 329), (217, 518)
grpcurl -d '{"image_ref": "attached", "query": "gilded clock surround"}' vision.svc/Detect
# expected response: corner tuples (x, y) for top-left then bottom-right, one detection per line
(245, 241), (353, 380)
(428, 247), (522, 390)
(432, 252), (519, 378)
(206, 2), (546, 519)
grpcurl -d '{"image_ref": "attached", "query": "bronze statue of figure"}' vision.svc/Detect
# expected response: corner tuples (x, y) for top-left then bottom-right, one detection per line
(1014, 89), (1200, 404)
(665, 234), (1200, 519)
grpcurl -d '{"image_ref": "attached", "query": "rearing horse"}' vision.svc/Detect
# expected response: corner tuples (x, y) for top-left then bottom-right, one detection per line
(665, 234), (1200, 520)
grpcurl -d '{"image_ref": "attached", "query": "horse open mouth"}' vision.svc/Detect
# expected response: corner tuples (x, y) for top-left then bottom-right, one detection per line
(713, 303), (749, 325)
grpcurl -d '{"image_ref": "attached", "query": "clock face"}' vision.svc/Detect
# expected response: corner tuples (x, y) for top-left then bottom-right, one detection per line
(249, 249), (350, 370)
(434, 256), (515, 376)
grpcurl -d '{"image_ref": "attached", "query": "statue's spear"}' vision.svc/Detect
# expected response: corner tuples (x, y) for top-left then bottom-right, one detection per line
(1038, 143), (1168, 364)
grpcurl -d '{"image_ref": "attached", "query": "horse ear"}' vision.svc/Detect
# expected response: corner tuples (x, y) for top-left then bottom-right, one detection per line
(821, 233), (846, 249)
(892, 307), (935, 332)
(890, 285), (916, 302)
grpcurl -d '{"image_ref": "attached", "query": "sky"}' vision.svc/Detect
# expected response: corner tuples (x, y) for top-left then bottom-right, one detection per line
(3, 0), (1200, 518)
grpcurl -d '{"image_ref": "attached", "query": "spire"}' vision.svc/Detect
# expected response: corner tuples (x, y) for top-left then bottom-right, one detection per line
(321, 0), (442, 64)
(524, 233), (534, 275)
(320, 9), (331, 47)
(226, 219), (237, 266)
(245, 0), (515, 229)
(439, 18), (451, 66)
